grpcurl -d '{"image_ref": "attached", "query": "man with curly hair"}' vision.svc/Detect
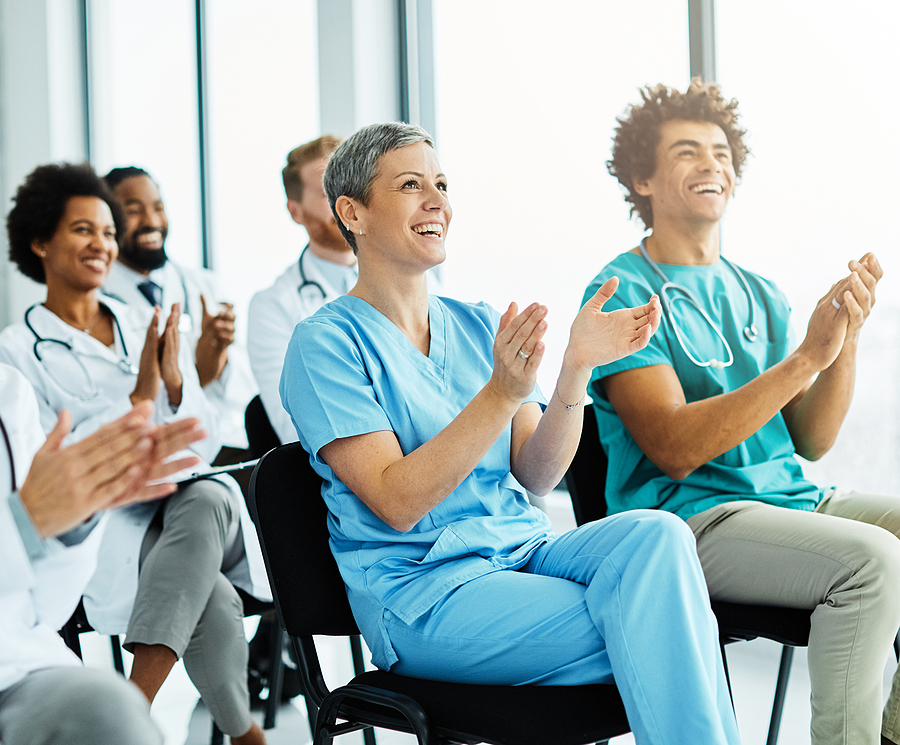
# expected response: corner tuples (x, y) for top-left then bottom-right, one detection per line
(582, 79), (900, 745)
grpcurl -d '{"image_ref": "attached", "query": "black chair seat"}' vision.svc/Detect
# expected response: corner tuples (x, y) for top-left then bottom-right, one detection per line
(711, 600), (810, 647)
(336, 672), (627, 745)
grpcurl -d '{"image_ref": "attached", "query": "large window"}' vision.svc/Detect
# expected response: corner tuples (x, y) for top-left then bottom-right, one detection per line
(89, 0), (320, 337)
(205, 0), (319, 328)
(433, 0), (690, 395)
(89, 0), (203, 267)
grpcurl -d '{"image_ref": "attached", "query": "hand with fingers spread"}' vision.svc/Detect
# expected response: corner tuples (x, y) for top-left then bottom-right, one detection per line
(18, 402), (205, 538)
(158, 303), (183, 408)
(566, 276), (662, 373)
(195, 294), (234, 387)
(488, 302), (548, 404)
(131, 307), (163, 405)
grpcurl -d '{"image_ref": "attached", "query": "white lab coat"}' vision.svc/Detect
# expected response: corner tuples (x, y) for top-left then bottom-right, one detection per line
(0, 299), (270, 635)
(103, 260), (257, 449)
(247, 253), (356, 444)
(0, 364), (103, 692)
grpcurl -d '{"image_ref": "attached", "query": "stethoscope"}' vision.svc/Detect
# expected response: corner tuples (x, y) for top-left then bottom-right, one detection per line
(297, 244), (327, 302)
(638, 238), (759, 370)
(24, 303), (139, 401)
(0, 413), (14, 492)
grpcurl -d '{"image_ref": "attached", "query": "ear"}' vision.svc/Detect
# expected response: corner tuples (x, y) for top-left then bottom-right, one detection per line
(632, 176), (652, 198)
(334, 196), (361, 234)
(31, 238), (48, 259)
(286, 199), (305, 227)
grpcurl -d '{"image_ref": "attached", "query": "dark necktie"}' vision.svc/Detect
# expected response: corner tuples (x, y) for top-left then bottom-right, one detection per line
(137, 280), (162, 307)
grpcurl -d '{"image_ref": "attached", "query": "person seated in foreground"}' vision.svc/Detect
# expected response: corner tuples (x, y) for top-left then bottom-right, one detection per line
(0, 361), (204, 745)
(279, 121), (740, 745)
(0, 163), (270, 745)
(583, 79), (900, 745)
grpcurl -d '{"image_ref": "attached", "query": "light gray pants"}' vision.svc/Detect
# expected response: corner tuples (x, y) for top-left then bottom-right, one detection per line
(0, 666), (161, 745)
(687, 490), (900, 745)
(125, 479), (252, 737)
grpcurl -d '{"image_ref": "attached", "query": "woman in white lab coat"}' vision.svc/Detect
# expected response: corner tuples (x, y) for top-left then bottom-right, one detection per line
(0, 163), (269, 745)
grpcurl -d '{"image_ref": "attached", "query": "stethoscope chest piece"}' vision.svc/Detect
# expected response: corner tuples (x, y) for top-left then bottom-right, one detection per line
(743, 324), (759, 342)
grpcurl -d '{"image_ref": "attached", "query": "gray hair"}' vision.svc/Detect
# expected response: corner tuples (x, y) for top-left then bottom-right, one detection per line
(324, 122), (434, 253)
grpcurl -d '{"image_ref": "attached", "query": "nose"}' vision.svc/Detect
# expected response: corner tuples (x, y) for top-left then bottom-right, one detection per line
(423, 182), (448, 209)
(698, 148), (722, 173)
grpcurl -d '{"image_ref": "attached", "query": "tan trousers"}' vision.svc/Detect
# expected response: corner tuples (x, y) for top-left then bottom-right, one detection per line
(687, 491), (900, 745)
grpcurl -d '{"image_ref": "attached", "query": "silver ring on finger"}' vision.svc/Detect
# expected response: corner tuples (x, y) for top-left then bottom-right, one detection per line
(832, 298), (841, 310)
(518, 350), (530, 361)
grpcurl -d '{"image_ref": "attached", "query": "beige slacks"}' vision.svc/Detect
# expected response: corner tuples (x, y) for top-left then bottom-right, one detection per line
(687, 491), (900, 745)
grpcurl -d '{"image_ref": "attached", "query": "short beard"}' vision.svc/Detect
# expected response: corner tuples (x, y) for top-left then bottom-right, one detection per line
(120, 244), (168, 272)
(306, 215), (351, 253)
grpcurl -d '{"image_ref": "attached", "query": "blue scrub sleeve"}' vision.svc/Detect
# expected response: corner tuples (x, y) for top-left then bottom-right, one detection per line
(280, 319), (393, 458)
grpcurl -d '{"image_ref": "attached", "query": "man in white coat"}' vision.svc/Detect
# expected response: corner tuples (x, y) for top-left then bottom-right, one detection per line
(0, 362), (204, 745)
(102, 167), (256, 453)
(247, 136), (357, 444)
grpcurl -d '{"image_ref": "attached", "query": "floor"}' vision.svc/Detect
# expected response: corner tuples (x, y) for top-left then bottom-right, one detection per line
(78, 489), (896, 745)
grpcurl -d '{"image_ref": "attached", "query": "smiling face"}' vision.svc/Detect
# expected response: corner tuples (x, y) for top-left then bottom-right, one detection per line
(348, 141), (451, 272)
(112, 174), (169, 273)
(33, 196), (118, 292)
(633, 119), (735, 230)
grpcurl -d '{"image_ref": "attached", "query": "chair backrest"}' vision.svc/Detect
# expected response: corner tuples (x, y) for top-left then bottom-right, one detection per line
(248, 442), (359, 638)
(564, 408), (609, 525)
(245, 394), (282, 458)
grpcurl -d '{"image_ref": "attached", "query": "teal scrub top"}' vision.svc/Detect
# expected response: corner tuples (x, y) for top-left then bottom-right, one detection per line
(582, 251), (822, 522)
(280, 294), (552, 669)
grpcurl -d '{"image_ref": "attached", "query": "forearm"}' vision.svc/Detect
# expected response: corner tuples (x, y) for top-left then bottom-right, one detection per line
(783, 338), (857, 460)
(325, 383), (521, 532)
(512, 357), (591, 495)
(195, 340), (227, 387)
(610, 351), (819, 480)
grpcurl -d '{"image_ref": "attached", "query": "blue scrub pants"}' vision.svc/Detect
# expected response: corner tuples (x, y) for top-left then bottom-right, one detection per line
(385, 510), (739, 745)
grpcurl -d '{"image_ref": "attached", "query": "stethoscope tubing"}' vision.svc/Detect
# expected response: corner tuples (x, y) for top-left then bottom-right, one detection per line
(297, 244), (328, 301)
(24, 303), (138, 401)
(638, 238), (759, 370)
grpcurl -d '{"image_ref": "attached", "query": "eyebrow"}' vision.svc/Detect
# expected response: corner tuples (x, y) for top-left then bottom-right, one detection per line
(393, 170), (447, 180)
(669, 139), (731, 151)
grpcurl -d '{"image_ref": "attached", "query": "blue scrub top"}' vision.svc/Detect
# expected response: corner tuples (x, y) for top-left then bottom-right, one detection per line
(583, 251), (822, 522)
(280, 294), (552, 669)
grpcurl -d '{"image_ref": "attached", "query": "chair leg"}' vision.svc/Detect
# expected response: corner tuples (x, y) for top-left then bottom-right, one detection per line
(110, 635), (125, 675)
(720, 640), (734, 705)
(765, 645), (794, 745)
(210, 722), (224, 745)
(348, 636), (377, 745)
(263, 623), (285, 729)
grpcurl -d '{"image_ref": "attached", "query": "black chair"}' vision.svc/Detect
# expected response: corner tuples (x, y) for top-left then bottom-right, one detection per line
(249, 442), (632, 745)
(60, 598), (125, 674)
(564, 409), (811, 745)
(245, 394), (282, 459)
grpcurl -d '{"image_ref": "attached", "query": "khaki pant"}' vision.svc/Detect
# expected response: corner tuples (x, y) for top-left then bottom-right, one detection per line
(687, 491), (900, 745)
(125, 479), (252, 737)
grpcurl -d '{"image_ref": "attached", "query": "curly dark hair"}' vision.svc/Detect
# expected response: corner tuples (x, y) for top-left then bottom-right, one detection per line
(6, 162), (125, 284)
(608, 79), (749, 230)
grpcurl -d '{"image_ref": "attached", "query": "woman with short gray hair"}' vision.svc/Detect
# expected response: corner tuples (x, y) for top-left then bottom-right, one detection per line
(281, 122), (739, 745)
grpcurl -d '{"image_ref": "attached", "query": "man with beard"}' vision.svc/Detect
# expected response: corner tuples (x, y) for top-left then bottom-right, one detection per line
(103, 167), (254, 454)
(247, 136), (357, 444)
